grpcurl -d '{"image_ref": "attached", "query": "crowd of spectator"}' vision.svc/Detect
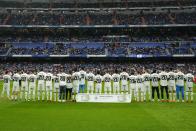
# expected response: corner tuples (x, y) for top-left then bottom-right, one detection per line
(69, 47), (105, 55)
(9, 44), (70, 56)
(0, 36), (195, 43)
(4, 42), (195, 56)
(128, 47), (168, 56)
(0, 0), (195, 8)
(0, 43), (9, 55)
(0, 62), (196, 78)
(0, 11), (195, 25)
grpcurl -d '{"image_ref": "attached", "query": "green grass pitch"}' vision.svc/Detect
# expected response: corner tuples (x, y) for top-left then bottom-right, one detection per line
(0, 81), (196, 131)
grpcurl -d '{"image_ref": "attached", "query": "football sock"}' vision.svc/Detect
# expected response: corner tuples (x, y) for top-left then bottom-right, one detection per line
(173, 92), (176, 100)
(191, 92), (193, 101)
(25, 92), (28, 100)
(169, 93), (172, 100)
(42, 91), (45, 100)
(50, 91), (52, 100)
(186, 92), (189, 101)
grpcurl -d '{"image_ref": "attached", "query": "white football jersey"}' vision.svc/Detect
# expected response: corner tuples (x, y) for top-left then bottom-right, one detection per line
(53, 75), (59, 84)
(159, 71), (168, 86)
(120, 72), (129, 85)
(112, 74), (120, 83)
(13, 73), (21, 85)
(79, 70), (86, 85)
(21, 73), (28, 85)
(103, 73), (112, 84)
(95, 75), (102, 84)
(151, 73), (159, 87)
(59, 73), (67, 86)
(29, 74), (37, 84)
(45, 73), (53, 86)
(175, 72), (185, 86)
(185, 73), (194, 87)
(142, 73), (151, 85)
(86, 72), (95, 84)
(72, 72), (80, 84)
(129, 75), (136, 86)
(3, 74), (11, 85)
(66, 74), (72, 88)
(135, 75), (143, 87)
(37, 71), (46, 83)
(168, 72), (176, 86)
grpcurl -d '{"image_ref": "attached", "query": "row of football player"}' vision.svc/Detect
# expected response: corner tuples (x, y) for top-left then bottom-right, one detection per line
(1, 69), (195, 102)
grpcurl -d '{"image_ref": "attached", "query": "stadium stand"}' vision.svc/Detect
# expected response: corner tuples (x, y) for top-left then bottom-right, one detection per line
(0, 62), (196, 77)
(0, 0), (196, 8)
(0, 11), (195, 25)
(0, 0), (195, 77)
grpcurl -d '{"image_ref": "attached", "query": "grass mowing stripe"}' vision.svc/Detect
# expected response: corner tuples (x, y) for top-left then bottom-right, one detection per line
(0, 81), (196, 131)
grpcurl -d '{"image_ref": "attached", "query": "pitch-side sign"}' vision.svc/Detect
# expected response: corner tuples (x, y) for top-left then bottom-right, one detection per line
(76, 93), (132, 103)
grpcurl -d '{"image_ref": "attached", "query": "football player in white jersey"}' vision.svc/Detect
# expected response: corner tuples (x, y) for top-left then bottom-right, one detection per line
(1, 72), (11, 99)
(135, 72), (144, 102)
(112, 69), (120, 94)
(151, 70), (160, 102)
(28, 73), (37, 101)
(37, 71), (46, 101)
(86, 72), (95, 94)
(120, 69), (129, 94)
(20, 72), (29, 100)
(45, 72), (53, 101)
(79, 68), (86, 93)
(59, 72), (67, 102)
(53, 74), (60, 102)
(95, 70), (102, 94)
(185, 73), (194, 102)
(168, 69), (176, 101)
(12, 73), (21, 100)
(142, 70), (151, 101)
(72, 69), (80, 101)
(175, 70), (185, 102)
(66, 72), (73, 101)
(159, 71), (169, 101)
(103, 73), (112, 94)
(129, 72), (136, 100)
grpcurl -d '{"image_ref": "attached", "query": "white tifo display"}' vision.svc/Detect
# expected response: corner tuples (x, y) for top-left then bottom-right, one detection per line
(76, 93), (132, 103)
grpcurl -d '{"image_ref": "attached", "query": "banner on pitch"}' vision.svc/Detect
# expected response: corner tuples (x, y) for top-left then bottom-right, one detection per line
(76, 93), (132, 103)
